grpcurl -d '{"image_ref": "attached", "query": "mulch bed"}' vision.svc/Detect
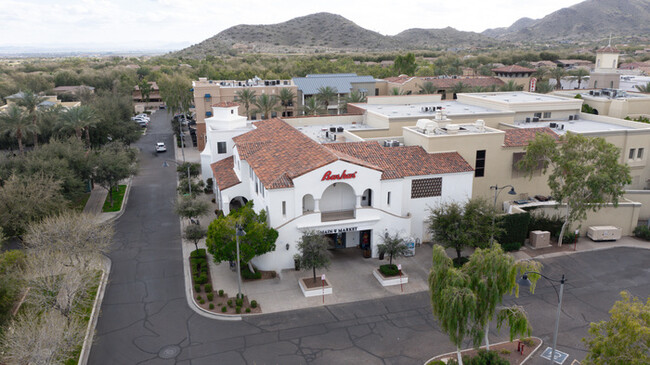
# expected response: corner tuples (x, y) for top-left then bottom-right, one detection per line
(427, 338), (541, 364)
(301, 277), (330, 289)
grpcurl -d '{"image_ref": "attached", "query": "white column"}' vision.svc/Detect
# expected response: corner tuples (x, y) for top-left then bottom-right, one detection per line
(314, 198), (320, 212)
(355, 195), (362, 208)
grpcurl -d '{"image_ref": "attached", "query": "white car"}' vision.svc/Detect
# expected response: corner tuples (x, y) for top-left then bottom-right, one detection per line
(155, 142), (166, 152)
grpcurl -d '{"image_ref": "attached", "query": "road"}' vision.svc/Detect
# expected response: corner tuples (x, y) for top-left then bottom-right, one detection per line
(89, 111), (650, 364)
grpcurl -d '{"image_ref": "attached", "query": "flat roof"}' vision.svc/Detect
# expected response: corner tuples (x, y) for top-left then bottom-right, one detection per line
(513, 119), (634, 134)
(295, 123), (375, 144)
(357, 101), (506, 118)
(468, 92), (572, 103)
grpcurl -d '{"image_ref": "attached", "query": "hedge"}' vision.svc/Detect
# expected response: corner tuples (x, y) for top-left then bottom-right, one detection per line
(497, 212), (530, 251)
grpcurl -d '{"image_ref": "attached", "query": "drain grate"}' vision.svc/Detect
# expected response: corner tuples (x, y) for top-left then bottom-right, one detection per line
(158, 345), (181, 359)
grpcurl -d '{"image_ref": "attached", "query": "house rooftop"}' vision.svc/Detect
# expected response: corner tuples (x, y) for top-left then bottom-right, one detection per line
(355, 100), (506, 118)
(292, 74), (376, 95)
(466, 92), (573, 103)
(513, 118), (638, 135)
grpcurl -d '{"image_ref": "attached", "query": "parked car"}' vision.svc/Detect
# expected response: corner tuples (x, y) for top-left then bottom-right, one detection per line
(156, 142), (166, 152)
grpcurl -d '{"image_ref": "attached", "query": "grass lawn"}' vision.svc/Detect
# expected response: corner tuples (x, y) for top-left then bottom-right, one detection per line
(102, 185), (126, 213)
(69, 192), (91, 212)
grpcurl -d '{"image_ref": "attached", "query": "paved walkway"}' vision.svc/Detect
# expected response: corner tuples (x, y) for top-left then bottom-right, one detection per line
(82, 187), (108, 215)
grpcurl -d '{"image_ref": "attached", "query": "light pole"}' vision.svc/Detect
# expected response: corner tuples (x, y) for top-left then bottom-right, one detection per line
(489, 184), (517, 245)
(518, 272), (566, 365)
(163, 159), (192, 195)
(235, 223), (246, 300)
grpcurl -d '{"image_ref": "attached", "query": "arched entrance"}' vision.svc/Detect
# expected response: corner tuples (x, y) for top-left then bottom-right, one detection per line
(361, 188), (372, 207)
(229, 196), (248, 212)
(320, 183), (356, 221)
(302, 194), (314, 213)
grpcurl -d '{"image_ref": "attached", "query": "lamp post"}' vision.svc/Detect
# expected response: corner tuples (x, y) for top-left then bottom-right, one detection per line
(518, 272), (566, 365)
(489, 184), (517, 245)
(235, 223), (246, 300)
(163, 159), (192, 195)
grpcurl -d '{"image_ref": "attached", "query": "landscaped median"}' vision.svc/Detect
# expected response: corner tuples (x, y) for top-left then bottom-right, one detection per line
(102, 185), (127, 212)
(425, 337), (543, 365)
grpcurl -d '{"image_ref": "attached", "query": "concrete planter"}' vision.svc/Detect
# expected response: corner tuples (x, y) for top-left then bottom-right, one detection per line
(373, 268), (408, 287)
(299, 277), (332, 297)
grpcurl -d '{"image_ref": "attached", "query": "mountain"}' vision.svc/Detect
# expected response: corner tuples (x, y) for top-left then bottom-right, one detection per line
(393, 27), (497, 49)
(482, 0), (650, 42)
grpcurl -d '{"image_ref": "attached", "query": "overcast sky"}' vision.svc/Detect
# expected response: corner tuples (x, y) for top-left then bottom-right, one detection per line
(1, 0), (585, 50)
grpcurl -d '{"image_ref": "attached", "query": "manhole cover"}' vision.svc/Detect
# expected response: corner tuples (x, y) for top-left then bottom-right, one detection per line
(158, 345), (181, 359)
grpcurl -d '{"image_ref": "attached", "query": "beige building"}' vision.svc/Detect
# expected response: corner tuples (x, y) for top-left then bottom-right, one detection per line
(1, 91), (80, 112)
(383, 76), (504, 100)
(589, 44), (620, 89)
(491, 65), (535, 91)
(552, 89), (650, 120)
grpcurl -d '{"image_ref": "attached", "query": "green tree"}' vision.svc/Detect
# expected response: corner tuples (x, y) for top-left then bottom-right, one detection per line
(279, 88), (295, 117)
(205, 201), (278, 270)
(634, 81), (650, 93)
(389, 87), (406, 96)
(549, 67), (567, 90)
(315, 86), (338, 114)
(418, 81), (437, 95)
(16, 90), (46, 148)
(235, 88), (256, 120)
(340, 90), (366, 112)
(518, 133), (631, 246)
(253, 94), (280, 120)
(92, 142), (138, 207)
(428, 198), (500, 264)
(174, 195), (210, 222)
(138, 80), (152, 105)
(184, 224), (207, 251)
(0, 104), (37, 154)
(569, 68), (590, 89)
(59, 105), (97, 146)
(394, 53), (417, 75)
(499, 80), (524, 92)
(534, 81), (555, 94)
(88, 90), (141, 147)
(301, 97), (325, 116)
(377, 231), (409, 266)
(582, 291), (650, 364)
(297, 231), (331, 284)
(158, 74), (192, 116)
(451, 82), (470, 98)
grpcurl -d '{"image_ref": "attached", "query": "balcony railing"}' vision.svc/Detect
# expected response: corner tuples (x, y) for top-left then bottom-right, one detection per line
(321, 209), (355, 222)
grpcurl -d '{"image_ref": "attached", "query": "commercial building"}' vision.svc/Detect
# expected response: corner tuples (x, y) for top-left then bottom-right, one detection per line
(552, 88), (650, 120)
(491, 65), (535, 91)
(292, 73), (379, 113)
(589, 43), (620, 89)
(1, 91), (80, 111)
(382, 76), (504, 100)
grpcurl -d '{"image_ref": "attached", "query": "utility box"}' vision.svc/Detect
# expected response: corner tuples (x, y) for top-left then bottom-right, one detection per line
(587, 226), (622, 241)
(529, 230), (551, 248)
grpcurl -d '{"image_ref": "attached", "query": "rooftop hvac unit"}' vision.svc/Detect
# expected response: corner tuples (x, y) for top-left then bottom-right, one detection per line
(569, 115), (574, 121)
(532, 117), (540, 122)
(330, 127), (336, 132)
(446, 124), (460, 134)
(383, 140), (391, 147)
(475, 119), (485, 131)
(437, 106), (442, 110)
(333, 134), (337, 141)
(560, 124), (564, 130)
(337, 127), (344, 133)
(589, 90), (594, 95)
(550, 122), (557, 128)
(525, 117), (531, 123)
(574, 114), (579, 120)
(391, 140), (400, 147)
(416, 119), (432, 130)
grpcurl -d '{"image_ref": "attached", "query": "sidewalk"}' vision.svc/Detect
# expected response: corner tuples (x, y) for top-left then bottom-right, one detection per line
(82, 180), (132, 224)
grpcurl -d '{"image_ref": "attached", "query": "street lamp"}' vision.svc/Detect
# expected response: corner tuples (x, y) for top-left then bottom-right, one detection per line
(162, 160), (192, 195)
(489, 184), (517, 245)
(235, 223), (246, 300)
(518, 272), (566, 365)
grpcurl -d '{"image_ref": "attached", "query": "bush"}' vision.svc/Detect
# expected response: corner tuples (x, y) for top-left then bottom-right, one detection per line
(227, 299), (233, 307)
(246, 307), (251, 313)
(218, 289), (224, 297)
(563, 231), (578, 243)
(250, 300), (258, 308)
(633, 225), (650, 240)
(501, 241), (522, 252)
(379, 264), (399, 277)
(446, 349), (508, 365)
(196, 295), (202, 301)
(194, 284), (201, 292)
(199, 298), (205, 304)
(190, 248), (207, 258)
(195, 273), (208, 284)
(215, 209), (224, 217)
(207, 293), (214, 301)
(235, 298), (243, 307)
(241, 267), (262, 280)
(528, 211), (564, 238)
(204, 283), (212, 293)
(497, 212), (530, 249)
(209, 303), (214, 310)
(221, 306), (227, 313)
(236, 306), (241, 314)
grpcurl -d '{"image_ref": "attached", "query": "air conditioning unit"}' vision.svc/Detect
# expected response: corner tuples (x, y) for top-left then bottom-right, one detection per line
(569, 115), (574, 121)
(587, 226), (621, 241)
(525, 117), (531, 123)
(383, 140), (392, 147)
(446, 124), (460, 134)
(532, 117), (540, 122)
(574, 114), (579, 120)
(391, 140), (400, 147)
(549, 122), (557, 128)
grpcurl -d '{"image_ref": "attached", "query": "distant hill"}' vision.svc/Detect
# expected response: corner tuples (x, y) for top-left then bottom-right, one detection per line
(482, 0), (650, 42)
(393, 27), (497, 49)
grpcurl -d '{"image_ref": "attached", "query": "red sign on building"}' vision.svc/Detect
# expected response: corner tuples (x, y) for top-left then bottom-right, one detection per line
(321, 170), (357, 181)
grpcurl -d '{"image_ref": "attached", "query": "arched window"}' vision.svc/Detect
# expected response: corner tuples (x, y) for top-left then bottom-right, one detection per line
(361, 189), (372, 207)
(302, 194), (314, 213)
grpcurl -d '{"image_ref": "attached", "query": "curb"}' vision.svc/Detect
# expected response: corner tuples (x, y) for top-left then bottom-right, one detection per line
(423, 336), (543, 365)
(78, 255), (112, 365)
(518, 243), (650, 262)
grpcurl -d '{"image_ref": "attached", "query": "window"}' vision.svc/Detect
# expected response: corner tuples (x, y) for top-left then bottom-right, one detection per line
(475, 150), (486, 177)
(610, 81), (614, 88)
(534, 112), (542, 118)
(282, 201), (286, 216)
(231, 110), (234, 114)
(629, 148), (636, 160)
(217, 142), (227, 154)
(375, 88), (379, 96)
(387, 191), (391, 205)
(411, 178), (442, 198)
(543, 112), (552, 119)
(638, 148), (644, 159)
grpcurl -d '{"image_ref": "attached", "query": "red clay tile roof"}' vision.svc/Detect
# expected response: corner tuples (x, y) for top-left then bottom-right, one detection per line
(211, 157), (240, 190)
(503, 127), (559, 147)
(325, 142), (473, 179)
(384, 76), (416, 84)
(597, 45), (619, 53)
(419, 77), (504, 88)
(491, 65), (535, 73)
(212, 101), (240, 108)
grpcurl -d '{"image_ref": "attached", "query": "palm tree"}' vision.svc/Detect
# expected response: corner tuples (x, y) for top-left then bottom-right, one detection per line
(340, 90), (366, 112)
(390, 87), (406, 96)
(534, 81), (555, 94)
(634, 82), (650, 93)
(279, 88), (295, 117)
(418, 81), (436, 95)
(451, 82), (469, 99)
(234, 88), (256, 120)
(532, 67), (550, 83)
(0, 104), (38, 154)
(17, 90), (46, 148)
(301, 97), (325, 116)
(315, 86), (338, 114)
(253, 94), (280, 120)
(499, 80), (524, 92)
(549, 67), (567, 90)
(59, 105), (97, 146)
(569, 68), (590, 89)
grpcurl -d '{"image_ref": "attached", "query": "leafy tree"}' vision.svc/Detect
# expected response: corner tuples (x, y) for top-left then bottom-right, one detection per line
(315, 86), (338, 114)
(389, 87), (406, 95)
(253, 94), (280, 120)
(0, 104), (37, 154)
(235, 88), (256, 120)
(532, 67), (550, 83)
(177, 162), (201, 178)
(174, 195), (210, 222)
(92, 142), (138, 207)
(301, 97), (325, 116)
(184, 224), (207, 251)
(0, 174), (66, 237)
(428, 198), (500, 264)
(582, 291), (650, 364)
(16, 90), (46, 148)
(88, 90), (141, 146)
(58, 105), (97, 146)
(419, 81), (437, 95)
(518, 133), (631, 246)
(452, 82), (470, 98)
(569, 68), (590, 89)
(297, 231), (331, 284)
(499, 80), (524, 92)
(205, 201), (278, 270)
(138, 79), (152, 105)
(534, 81), (555, 94)
(279, 88), (295, 116)
(634, 81), (650, 93)
(0, 250), (25, 329)
(394, 53), (417, 75)
(549, 67), (567, 90)
(158, 74), (192, 116)
(340, 90), (366, 112)
(377, 231), (409, 266)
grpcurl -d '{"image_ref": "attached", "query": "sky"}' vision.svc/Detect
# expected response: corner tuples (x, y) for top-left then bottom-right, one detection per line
(1, 0), (586, 51)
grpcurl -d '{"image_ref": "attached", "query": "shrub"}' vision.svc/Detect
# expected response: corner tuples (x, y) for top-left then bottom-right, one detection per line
(218, 289), (224, 297)
(204, 283), (212, 293)
(497, 212), (530, 249)
(207, 293), (214, 301)
(446, 349), (508, 365)
(195, 273), (208, 285)
(211, 198), (216, 203)
(190, 248), (207, 258)
(241, 267), (262, 280)
(209, 303), (214, 310)
(246, 308), (251, 313)
(194, 284), (201, 292)
(236, 306), (241, 314)
(499, 349), (511, 355)
(633, 225), (650, 240)
(215, 209), (224, 217)
(379, 264), (399, 277)
(521, 338), (535, 347)
(501, 241), (522, 252)
(528, 211), (564, 238)
(196, 295), (202, 301)
(199, 298), (205, 304)
(227, 299), (233, 307)
(250, 300), (258, 308)
(221, 306), (227, 313)
(235, 298), (243, 307)
(428, 361), (445, 365)
(563, 231), (577, 243)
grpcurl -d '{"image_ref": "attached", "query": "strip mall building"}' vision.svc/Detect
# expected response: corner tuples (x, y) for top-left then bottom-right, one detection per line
(205, 103), (474, 272)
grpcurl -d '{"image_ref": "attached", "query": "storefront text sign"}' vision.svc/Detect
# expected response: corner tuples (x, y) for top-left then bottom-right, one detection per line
(317, 227), (358, 234)
(321, 170), (357, 181)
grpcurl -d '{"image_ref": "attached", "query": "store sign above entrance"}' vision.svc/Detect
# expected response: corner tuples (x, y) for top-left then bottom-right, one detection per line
(317, 227), (358, 234)
(321, 170), (357, 181)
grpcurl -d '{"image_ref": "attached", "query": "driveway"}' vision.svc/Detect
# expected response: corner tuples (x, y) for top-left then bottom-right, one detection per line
(89, 110), (650, 364)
